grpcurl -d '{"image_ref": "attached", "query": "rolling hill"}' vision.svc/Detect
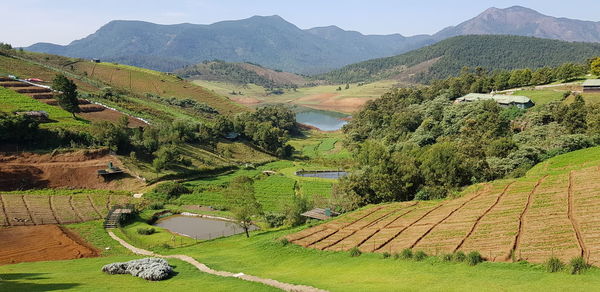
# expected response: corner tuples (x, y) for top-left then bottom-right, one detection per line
(287, 146), (600, 265)
(318, 35), (600, 83)
(175, 60), (309, 88)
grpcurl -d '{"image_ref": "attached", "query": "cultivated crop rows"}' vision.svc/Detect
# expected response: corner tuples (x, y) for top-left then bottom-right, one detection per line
(0, 194), (132, 226)
(288, 166), (600, 264)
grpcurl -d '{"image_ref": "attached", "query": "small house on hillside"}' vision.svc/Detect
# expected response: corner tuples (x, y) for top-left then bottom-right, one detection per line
(91, 59), (101, 63)
(583, 79), (600, 92)
(301, 208), (340, 221)
(455, 93), (534, 109)
(15, 111), (49, 122)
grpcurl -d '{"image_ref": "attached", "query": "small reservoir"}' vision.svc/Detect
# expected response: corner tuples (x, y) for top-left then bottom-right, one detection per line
(296, 109), (348, 131)
(296, 170), (349, 179)
(155, 215), (258, 240)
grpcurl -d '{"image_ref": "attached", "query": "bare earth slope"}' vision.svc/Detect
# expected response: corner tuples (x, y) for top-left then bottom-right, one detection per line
(0, 149), (143, 191)
(288, 147), (600, 265)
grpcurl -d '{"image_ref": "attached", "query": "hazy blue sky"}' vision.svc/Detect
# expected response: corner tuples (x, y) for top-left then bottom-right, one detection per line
(2, 0), (600, 47)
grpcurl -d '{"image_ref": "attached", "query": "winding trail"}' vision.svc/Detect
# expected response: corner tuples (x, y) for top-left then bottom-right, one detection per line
(107, 231), (327, 292)
(567, 171), (588, 261)
(508, 176), (546, 260)
(454, 182), (514, 252)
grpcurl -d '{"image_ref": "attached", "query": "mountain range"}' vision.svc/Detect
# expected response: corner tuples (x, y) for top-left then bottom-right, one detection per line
(26, 6), (600, 74)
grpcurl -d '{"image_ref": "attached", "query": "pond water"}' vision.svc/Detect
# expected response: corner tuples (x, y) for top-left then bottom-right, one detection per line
(296, 110), (348, 131)
(296, 171), (349, 179)
(154, 215), (258, 240)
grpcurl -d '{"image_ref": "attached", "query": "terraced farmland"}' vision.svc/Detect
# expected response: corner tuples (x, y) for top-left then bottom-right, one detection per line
(287, 147), (600, 265)
(0, 194), (135, 226)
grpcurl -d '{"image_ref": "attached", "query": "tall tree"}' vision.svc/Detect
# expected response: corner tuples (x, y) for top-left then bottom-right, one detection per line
(52, 74), (80, 117)
(591, 57), (600, 76)
(224, 176), (262, 238)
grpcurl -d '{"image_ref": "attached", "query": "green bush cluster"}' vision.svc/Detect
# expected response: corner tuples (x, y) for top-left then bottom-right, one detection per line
(349, 247), (362, 257)
(136, 227), (156, 235)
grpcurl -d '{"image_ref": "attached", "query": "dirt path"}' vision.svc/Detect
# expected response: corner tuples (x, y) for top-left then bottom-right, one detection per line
(568, 171), (588, 260)
(509, 176), (546, 260)
(454, 183), (514, 252)
(107, 231), (327, 292)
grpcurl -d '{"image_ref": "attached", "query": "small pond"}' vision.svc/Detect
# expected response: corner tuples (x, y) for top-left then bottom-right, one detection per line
(296, 170), (349, 179)
(154, 215), (258, 240)
(296, 110), (348, 131)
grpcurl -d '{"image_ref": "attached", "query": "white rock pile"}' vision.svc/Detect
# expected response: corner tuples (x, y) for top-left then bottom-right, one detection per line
(102, 258), (173, 281)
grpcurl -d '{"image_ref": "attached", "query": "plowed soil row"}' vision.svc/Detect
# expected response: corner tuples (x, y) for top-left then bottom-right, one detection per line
(0, 225), (99, 265)
(0, 194), (132, 226)
(288, 166), (600, 264)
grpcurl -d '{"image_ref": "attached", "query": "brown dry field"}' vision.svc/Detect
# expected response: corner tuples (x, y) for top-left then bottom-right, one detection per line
(0, 149), (144, 191)
(295, 93), (373, 113)
(78, 107), (147, 128)
(288, 165), (600, 265)
(0, 225), (99, 265)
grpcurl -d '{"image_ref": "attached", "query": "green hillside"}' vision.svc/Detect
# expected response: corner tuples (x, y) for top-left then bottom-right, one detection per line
(318, 35), (600, 83)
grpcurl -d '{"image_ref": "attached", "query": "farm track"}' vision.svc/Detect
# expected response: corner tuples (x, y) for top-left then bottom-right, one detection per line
(20, 195), (35, 224)
(354, 206), (420, 250)
(454, 182), (515, 252)
(509, 176), (547, 260)
(68, 196), (85, 222)
(568, 171), (588, 260)
(0, 195), (9, 226)
(410, 186), (489, 249)
(87, 195), (103, 218)
(49, 196), (62, 224)
(288, 206), (386, 242)
(308, 204), (416, 249)
(374, 203), (446, 252)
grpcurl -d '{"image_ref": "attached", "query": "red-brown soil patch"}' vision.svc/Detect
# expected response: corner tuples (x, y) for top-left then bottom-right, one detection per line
(0, 149), (144, 191)
(0, 225), (99, 265)
(78, 108), (147, 128)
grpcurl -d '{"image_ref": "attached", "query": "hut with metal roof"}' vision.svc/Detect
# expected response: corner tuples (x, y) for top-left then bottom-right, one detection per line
(301, 208), (340, 221)
(583, 79), (600, 92)
(455, 93), (534, 109)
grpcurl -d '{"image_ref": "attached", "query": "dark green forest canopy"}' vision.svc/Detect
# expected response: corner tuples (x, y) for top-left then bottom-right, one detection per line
(318, 35), (600, 84)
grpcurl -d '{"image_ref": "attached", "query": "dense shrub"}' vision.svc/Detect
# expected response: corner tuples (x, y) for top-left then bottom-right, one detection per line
(545, 257), (565, 273)
(264, 213), (286, 228)
(349, 247), (362, 257)
(453, 251), (466, 262)
(442, 253), (453, 262)
(413, 250), (428, 261)
(466, 251), (483, 266)
(137, 227), (156, 235)
(569, 256), (589, 275)
(382, 252), (391, 259)
(399, 248), (413, 260)
(279, 238), (290, 246)
(149, 202), (164, 210)
(102, 258), (173, 281)
(152, 182), (191, 200)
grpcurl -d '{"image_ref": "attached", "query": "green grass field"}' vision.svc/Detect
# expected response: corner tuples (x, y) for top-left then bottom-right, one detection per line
(0, 87), (88, 129)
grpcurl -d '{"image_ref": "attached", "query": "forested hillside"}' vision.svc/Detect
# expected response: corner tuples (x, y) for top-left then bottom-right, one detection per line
(318, 35), (600, 84)
(337, 58), (600, 204)
(175, 61), (306, 89)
